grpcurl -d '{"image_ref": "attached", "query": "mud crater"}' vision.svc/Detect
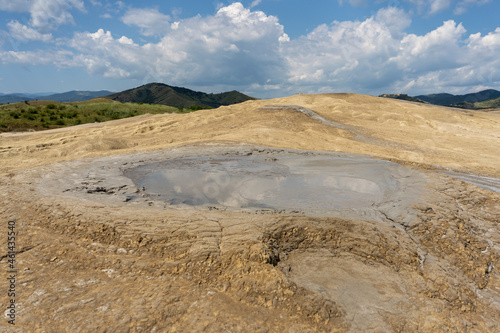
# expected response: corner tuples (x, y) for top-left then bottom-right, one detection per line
(38, 146), (429, 221)
(124, 155), (399, 211)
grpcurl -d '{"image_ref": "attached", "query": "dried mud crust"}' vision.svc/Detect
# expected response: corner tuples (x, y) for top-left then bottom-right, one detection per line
(0, 148), (499, 332)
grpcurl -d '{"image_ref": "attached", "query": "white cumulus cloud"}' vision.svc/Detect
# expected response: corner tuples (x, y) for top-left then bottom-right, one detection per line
(30, 0), (85, 33)
(250, 0), (262, 8)
(0, 0), (85, 33)
(7, 20), (53, 42)
(65, 2), (288, 87)
(454, 0), (491, 14)
(283, 7), (410, 92)
(429, 0), (451, 14)
(0, 0), (33, 11)
(0, 48), (75, 66)
(121, 8), (171, 36)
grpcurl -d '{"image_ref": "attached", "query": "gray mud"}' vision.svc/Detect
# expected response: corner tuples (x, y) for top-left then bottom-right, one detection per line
(36, 145), (428, 223)
(125, 155), (399, 210)
(444, 171), (500, 193)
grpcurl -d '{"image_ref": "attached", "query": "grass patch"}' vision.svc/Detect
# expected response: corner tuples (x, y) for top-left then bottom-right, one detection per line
(474, 97), (500, 109)
(0, 99), (191, 132)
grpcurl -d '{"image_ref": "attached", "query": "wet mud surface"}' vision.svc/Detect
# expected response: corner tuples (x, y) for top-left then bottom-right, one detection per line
(444, 171), (500, 193)
(123, 150), (425, 217)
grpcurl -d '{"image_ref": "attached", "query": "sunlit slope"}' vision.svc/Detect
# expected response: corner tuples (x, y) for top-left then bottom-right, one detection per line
(1, 93), (499, 177)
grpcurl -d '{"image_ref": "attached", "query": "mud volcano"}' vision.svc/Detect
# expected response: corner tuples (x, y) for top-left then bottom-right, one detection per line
(17, 145), (498, 332)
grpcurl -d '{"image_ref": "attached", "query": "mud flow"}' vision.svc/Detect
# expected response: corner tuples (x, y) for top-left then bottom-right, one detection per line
(124, 155), (402, 211)
(444, 171), (500, 193)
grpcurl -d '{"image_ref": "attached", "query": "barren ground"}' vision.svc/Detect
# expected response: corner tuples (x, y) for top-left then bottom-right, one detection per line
(1, 94), (499, 332)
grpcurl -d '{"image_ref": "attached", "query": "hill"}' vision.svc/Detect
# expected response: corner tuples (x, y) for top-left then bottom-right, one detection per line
(0, 99), (178, 132)
(474, 96), (500, 109)
(0, 90), (114, 104)
(379, 94), (428, 104)
(415, 89), (500, 107)
(0, 94), (33, 104)
(43, 90), (114, 102)
(104, 83), (256, 108)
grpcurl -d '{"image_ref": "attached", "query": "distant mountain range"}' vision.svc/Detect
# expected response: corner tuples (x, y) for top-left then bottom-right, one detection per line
(5, 84), (498, 110)
(415, 89), (500, 106)
(104, 83), (256, 108)
(0, 90), (114, 104)
(378, 94), (429, 104)
(380, 89), (500, 109)
(1, 83), (255, 109)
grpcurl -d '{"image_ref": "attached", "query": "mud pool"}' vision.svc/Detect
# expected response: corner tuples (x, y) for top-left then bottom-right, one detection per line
(124, 154), (414, 213)
(36, 147), (429, 221)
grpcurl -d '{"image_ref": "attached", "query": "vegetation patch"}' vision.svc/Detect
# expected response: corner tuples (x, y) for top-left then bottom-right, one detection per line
(473, 96), (500, 109)
(0, 99), (196, 132)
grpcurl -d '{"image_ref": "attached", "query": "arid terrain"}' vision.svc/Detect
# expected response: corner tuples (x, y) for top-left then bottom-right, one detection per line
(1, 93), (499, 332)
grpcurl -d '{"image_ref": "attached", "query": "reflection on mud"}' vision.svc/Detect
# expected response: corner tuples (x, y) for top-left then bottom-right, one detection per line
(125, 155), (400, 210)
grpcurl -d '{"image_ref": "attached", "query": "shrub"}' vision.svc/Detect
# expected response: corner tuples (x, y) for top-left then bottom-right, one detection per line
(189, 105), (210, 111)
(21, 113), (36, 120)
(46, 104), (57, 110)
(126, 110), (138, 118)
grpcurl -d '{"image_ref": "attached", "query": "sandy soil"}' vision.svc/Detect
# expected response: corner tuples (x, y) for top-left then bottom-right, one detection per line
(1, 94), (499, 332)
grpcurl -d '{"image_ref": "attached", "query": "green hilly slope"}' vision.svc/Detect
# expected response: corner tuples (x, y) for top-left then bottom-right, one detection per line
(0, 99), (179, 132)
(379, 94), (428, 104)
(474, 96), (500, 109)
(415, 89), (500, 106)
(104, 83), (256, 108)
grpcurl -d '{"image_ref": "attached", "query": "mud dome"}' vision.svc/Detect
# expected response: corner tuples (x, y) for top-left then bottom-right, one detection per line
(39, 145), (427, 222)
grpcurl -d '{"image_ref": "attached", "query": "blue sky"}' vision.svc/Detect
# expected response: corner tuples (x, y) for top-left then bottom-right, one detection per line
(0, 0), (499, 98)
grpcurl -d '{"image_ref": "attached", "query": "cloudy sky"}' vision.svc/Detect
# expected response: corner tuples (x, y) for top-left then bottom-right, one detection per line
(0, 0), (499, 98)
